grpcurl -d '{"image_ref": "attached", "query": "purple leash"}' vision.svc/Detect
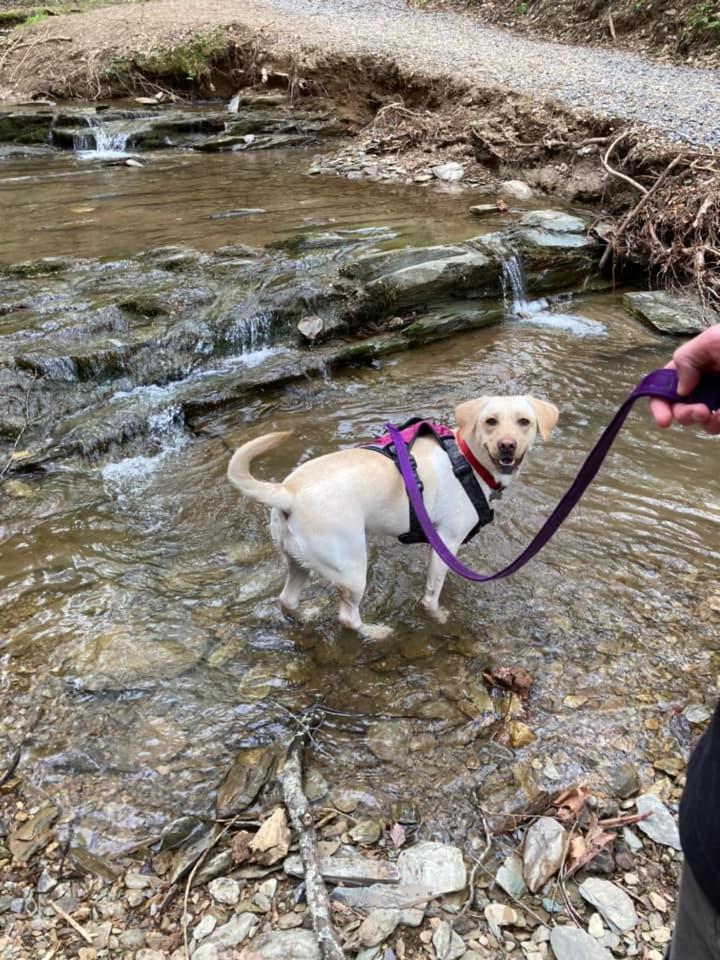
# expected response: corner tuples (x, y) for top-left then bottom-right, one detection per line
(386, 368), (720, 582)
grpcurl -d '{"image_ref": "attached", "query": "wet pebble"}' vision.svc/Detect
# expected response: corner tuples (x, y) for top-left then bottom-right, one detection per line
(208, 877), (241, 906)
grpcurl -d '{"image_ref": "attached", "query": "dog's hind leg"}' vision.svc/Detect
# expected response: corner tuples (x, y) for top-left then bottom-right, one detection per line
(279, 555), (309, 613)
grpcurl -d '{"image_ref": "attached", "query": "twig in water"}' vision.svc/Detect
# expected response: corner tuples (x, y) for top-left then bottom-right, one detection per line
(282, 708), (346, 960)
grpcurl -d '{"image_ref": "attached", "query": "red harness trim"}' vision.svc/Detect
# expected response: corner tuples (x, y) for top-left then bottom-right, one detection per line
(456, 433), (503, 492)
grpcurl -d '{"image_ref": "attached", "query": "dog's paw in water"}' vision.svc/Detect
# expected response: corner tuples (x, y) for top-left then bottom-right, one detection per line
(359, 622), (394, 641)
(425, 605), (449, 624)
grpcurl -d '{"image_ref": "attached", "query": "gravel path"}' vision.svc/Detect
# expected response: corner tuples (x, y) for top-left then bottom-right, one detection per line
(3, 0), (719, 147)
(263, 0), (719, 147)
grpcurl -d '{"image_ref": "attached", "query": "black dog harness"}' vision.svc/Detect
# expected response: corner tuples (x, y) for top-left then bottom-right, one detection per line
(359, 418), (495, 545)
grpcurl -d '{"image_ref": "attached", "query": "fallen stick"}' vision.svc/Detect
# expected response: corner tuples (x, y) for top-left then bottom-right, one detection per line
(48, 900), (94, 945)
(282, 709), (346, 960)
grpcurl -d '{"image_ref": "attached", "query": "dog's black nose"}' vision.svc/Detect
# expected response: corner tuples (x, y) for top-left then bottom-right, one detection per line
(498, 438), (517, 456)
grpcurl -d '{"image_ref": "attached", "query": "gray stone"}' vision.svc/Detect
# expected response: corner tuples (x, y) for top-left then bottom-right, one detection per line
(119, 929), (147, 949)
(683, 704), (712, 725)
(238, 929), (321, 959)
(609, 762), (640, 799)
(520, 210), (586, 233)
(550, 925), (613, 960)
(341, 245), (467, 283)
(209, 912), (258, 949)
(193, 915), (217, 940)
(364, 251), (496, 312)
(523, 817), (566, 893)
(192, 945), (219, 960)
(499, 180), (533, 200)
(432, 920), (466, 960)
(578, 878), (638, 933)
(635, 794), (682, 850)
(622, 827), (643, 853)
(495, 855), (527, 899)
(283, 854), (399, 885)
(358, 909), (400, 947)
(469, 204), (500, 217)
(431, 162), (465, 182)
(208, 877), (241, 906)
(623, 290), (712, 336)
(397, 841), (467, 895)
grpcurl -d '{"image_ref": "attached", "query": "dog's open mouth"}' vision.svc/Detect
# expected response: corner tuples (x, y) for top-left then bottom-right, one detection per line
(491, 452), (525, 475)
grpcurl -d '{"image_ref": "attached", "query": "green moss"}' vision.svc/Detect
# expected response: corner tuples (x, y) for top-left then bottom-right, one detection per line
(108, 28), (229, 85)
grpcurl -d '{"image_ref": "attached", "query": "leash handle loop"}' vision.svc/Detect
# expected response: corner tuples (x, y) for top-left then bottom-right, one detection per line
(386, 368), (720, 583)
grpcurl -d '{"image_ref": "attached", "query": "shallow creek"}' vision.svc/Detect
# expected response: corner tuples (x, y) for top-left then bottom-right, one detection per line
(1, 112), (719, 858)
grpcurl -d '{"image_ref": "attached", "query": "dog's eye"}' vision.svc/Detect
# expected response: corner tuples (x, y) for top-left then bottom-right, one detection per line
(485, 417), (498, 427)
(518, 417), (531, 427)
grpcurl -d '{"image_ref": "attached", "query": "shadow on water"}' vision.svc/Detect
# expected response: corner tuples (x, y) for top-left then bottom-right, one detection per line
(0, 128), (719, 854)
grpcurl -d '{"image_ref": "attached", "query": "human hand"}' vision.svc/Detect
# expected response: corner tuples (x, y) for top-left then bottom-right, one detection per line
(649, 324), (720, 435)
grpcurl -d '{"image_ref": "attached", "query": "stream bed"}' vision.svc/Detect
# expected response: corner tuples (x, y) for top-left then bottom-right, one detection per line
(1, 100), (719, 862)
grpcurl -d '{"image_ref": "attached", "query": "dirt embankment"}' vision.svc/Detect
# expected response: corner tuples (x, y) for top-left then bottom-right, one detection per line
(451, 0), (720, 65)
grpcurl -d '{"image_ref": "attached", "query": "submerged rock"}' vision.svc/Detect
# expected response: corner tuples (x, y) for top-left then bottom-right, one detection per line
(623, 290), (711, 335)
(397, 841), (466, 895)
(358, 909), (400, 947)
(432, 920), (465, 959)
(216, 745), (278, 817)
(496, 854), (527, 899)
(72, 624), (208, 692)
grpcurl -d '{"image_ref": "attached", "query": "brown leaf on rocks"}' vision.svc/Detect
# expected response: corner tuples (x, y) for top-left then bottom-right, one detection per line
(389, 822), (406, 849)
(231, 830), (254, 864)
(564, 819), (614, 878)
(248, 807), (291, 866)
(553, 785), (590, 822)
(496, 199), (509, 212)
(482, 666), (533, 700)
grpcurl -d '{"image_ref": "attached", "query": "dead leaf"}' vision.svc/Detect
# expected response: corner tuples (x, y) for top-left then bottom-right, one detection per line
(553, 785), (590, 821)
(231, 830), (253, 864)
(388, 822), (406, 849)
(496, 199), (509, 213)
(482, 666), (533, 700)
(248, 807), (291, 866)
(564, 818), (614, 878)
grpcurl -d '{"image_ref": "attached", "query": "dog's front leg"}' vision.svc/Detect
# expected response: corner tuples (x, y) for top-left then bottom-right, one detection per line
(421, 533), (463, 623)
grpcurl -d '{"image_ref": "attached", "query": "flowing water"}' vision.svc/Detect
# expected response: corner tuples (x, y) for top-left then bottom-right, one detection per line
(1, 115), (719, 856)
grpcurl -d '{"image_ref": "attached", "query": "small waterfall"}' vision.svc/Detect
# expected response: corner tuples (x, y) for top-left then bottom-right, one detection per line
(229, 312), (272, 354)
(74, 117), (130, 158)
(500, 251), (531, 318)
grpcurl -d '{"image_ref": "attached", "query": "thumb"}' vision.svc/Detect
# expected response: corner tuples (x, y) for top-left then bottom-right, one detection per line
(674, 355), (701, 397)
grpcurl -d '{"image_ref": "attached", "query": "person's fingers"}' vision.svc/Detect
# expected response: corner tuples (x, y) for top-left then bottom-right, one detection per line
(673, 403), (712, 426)
(703, 414), (720, 436)
(673, 355), (702, 397)
(649, 397), (673, 428)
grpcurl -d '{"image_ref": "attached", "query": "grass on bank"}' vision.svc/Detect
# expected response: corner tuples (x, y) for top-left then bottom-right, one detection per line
(106, 28), (230, 85)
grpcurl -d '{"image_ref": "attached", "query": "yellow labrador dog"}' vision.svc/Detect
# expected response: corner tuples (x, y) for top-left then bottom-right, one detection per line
(227, 395), (558, 633)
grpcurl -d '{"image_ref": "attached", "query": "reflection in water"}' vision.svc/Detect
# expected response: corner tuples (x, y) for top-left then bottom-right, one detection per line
(0, 148), (718, 855)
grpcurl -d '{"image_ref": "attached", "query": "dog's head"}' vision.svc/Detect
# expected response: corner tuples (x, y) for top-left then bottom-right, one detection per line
(454, 394), (559, 481)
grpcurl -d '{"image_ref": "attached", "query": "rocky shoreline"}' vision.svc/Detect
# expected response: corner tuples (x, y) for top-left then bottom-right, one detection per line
(0, 683), (700, 960)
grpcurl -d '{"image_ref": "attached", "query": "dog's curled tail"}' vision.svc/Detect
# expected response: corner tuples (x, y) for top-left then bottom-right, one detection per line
(227, 431), (293, 512)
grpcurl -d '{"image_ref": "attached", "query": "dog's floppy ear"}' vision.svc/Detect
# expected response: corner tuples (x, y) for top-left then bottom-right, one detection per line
(454, 397), (488, 438)
(526, 396), (559, 441)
